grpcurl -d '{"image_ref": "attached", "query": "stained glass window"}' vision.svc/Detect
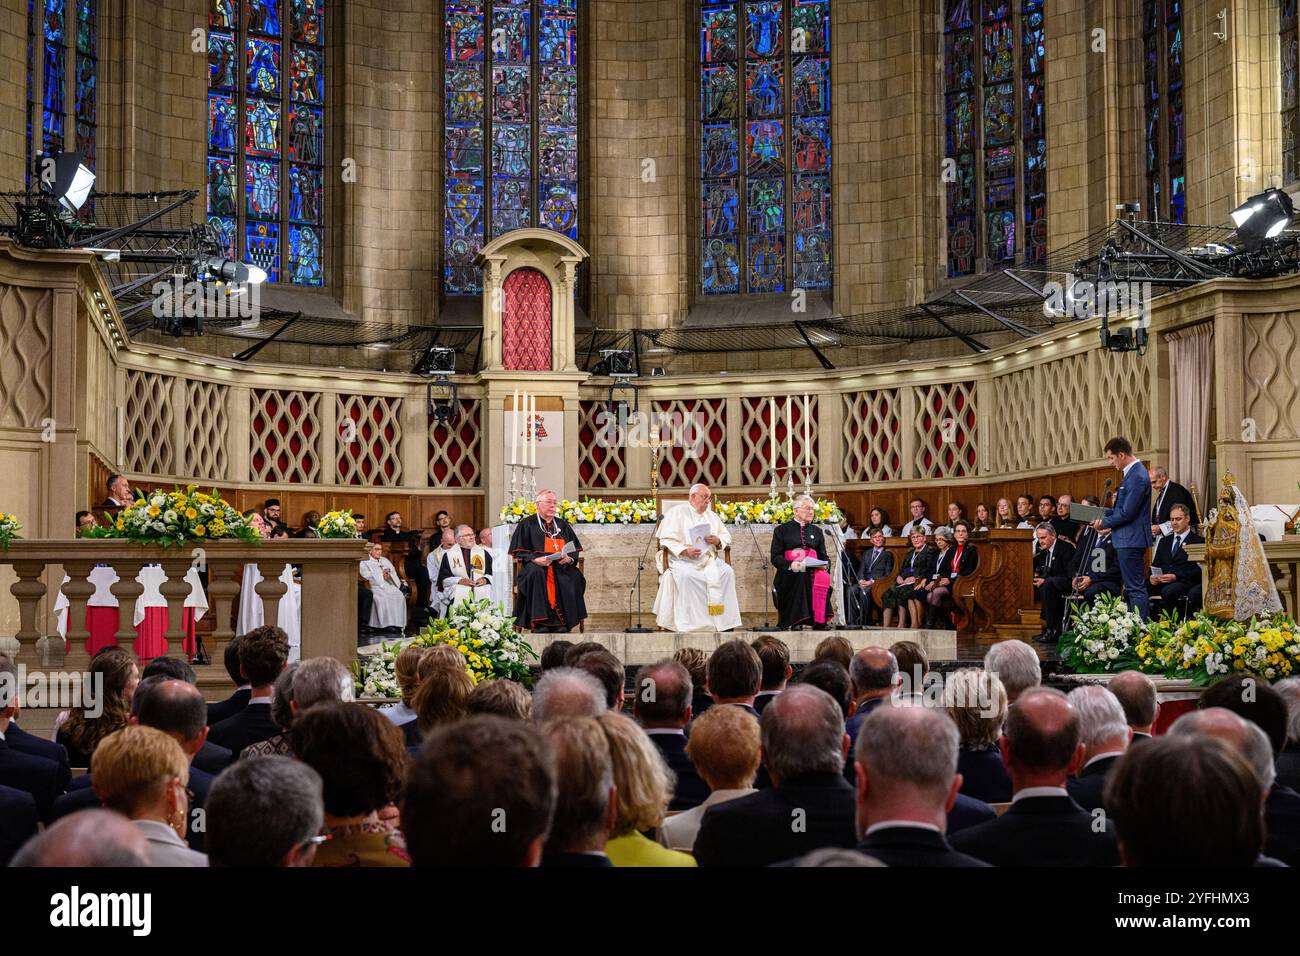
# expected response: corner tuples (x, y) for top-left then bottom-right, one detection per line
(206, 0), (326, 285)
(943, 0), (1045, 277)
(1144, 0), (1184, 222)
(24, 1), (97, 192)
(443, 0), (579, 295)
(1282, 0), (1298, 184)
(700, 0), (830, 296)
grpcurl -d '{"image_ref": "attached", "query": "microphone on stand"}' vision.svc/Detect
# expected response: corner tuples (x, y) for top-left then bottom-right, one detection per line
(738, 515), (779, 632)
(625, 513), (663, 633)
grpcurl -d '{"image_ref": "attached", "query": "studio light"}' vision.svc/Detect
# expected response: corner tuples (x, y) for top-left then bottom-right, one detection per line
(193, 256), (267, 285)
(1230, 188), (1294, 245)
(45, 151), (96, 212)
(592, 348), (636, 378)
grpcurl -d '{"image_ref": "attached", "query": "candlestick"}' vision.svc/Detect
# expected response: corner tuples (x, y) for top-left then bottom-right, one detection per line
(769, 469), (778, 501)
(530, 394), (538, 468)
(510, 388), (519, 466)
(786, 469), (795, 502)
(768, 397), (777, 470)
(784, 396), (792, 466)
(802, 465), (813, 499)
(802, 394), (811, 469)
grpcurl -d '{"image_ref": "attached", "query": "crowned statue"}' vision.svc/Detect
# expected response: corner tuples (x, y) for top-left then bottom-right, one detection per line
(1203, 473), (1282, 621)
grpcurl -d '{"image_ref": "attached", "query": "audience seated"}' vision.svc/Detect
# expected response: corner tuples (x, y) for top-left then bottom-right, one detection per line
(798, 660), (853, 720)
(531, 667), (608, 723)
(944, 668), (1012, 804)
(631, 659), (708, 810)
(844, 646), (898, 761)
(694, 684), (856, 866)
(883, 529), (934, 629)
(0, 654), (71, 822)
(851, 701), (989, 867)
(853, 529), (894, 625)
(205, 756), (325, 867)
(596, 712), (696, 867)
(91, 725), (207, 866)
(289, 703), (411, 867)
(411, 663), (474, 741)
(11, 808), (151, 867)
(950, 687), (1119, 866)
(240, 663), (298, 759)
(660, 705), (761, 853)
(381, 646), (425, 730)
(1050, 494), (1080, 543)
(1108, 670), (1159, 744)
(924, 521), (977, 628)
(707, 640), (764, 716)
(751, 636), (792, 713)
(0, 783), (38, 867)
(539, 641), (574, 672)
(1148, 504), (1205, 615)
(1105, 734), (1264, 867)
(405, 716), (556, 866)
(207, 636), (251, 726)
(900, 498), (933, 537)
(983, 640), (1041, 704)
(674, 647), (713, 718)
(890, 640), (930, 695)
(1275, 677), (1300, 792)
(1014, 494), (1036, 528)
(1030, 524), (1076, 643)
(1064, 686), (1130, 814)
(538, 717), (616, 867)
(812, 635), (854, 672)
(57, 646), (139, 768)
(208, 626), (289, 754)
(466, 679), (533, 721)
(570, 648), (626, 710)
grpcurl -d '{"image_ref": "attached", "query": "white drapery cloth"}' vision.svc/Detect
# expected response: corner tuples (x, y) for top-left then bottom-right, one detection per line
(55, 566), (207, 637)
(653, 502), (741, 632)
(1167, 322), (1215, 516)
(237, 563), (302, 660)
(360, 556), (408, 629)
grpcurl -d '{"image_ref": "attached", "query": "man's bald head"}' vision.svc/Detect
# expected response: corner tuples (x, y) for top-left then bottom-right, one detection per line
(134, 678), (208, 750)
(1169, 707), (1277, 794)
(11, 809), (150, 867)
(1003, 687), (1081, 778)
(1108, 670), (1159, 732)
(849, 646), (898, 698)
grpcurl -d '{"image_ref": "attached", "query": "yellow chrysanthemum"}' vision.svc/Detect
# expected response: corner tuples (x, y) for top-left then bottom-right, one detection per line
(195, 525), (206, 536)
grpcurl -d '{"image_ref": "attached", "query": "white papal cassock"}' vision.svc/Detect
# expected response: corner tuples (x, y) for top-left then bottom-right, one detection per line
(653, 501), (741, 632)
(436, 545), (495, 608)
(360, 556), (408, 629)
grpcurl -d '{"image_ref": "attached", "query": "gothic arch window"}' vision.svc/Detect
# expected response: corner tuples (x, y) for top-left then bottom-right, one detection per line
(502, 267), (553, 370)
(25, 0), (98, 194)
(1283, 0), (1298, 184)
(1143, 0), (1185, 221)
(206, 0), (326, 285)
(443, 0), (580, 295)
(699, 0), (832, 296)
(943, 0), (1045, 277)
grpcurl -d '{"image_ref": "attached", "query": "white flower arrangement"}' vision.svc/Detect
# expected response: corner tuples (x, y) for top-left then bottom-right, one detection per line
(1060, 592), (1144, 672)
(318, 510), (358, 538)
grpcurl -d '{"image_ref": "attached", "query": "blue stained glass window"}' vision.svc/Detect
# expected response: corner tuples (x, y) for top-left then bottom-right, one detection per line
(207, 1), (326, 285)
(1145, 0), (1184, 220)
(1285, 0), (1299, 184)
(443, 1), (580, 294)
(73, 0), (96, 173)
(701, 0), (830, 294)
(943, 0), (1045, 275)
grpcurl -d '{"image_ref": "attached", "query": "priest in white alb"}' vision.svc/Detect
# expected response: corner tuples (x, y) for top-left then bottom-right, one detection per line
(653, 483), (741, 632)
(360, 542), (408, 632)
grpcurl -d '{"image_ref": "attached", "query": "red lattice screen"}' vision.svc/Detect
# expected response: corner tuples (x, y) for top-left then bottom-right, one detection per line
(502, 267), (552, 371)
(579, 400), (627, 489)
(428, 399), (482, 488)
(250, 389), (319, 482)
(915, 382), (977, 477)
(654, 398), (727, 487)
(740, 396), (818, 483)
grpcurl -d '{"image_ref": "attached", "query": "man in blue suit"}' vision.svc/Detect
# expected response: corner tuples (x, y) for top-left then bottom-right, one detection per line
(1091, 436), (1153, 619)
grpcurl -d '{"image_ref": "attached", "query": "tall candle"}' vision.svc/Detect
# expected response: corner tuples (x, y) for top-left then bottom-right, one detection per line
(530, 394), (538, 468)
(510, 388), (519, 466)
(802, 394), (811, 468)
(784, 396), (793, 466)
(769, 397), (777, 470)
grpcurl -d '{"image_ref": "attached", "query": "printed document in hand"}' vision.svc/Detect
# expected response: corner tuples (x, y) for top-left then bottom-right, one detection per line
(801, 556), (828, 569)
(544, 540), (577, 563)
(689, 524), (711, 551)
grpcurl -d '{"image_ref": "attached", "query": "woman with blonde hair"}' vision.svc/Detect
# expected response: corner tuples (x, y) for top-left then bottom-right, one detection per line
(92, 724), (206, 866)
(58, 646), (139, 767)
(994, 497), (1016, 529)
(595, 711), (696, 867)
(943, 667), (1011, 804)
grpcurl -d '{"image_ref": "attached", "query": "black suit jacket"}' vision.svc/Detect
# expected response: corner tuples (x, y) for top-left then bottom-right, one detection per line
(207, 702), (279, 755)
(1265, 784), (1300, 867)
(0, 783), (38, 866)
(950, 794), (1119, 867)
(1277, 748), (1300, 794)
(647, 731), (710, 811)
(1049, 515), (1081, 543)
(193, 740), (234, 776)
(948, 793), (997, 834)
(897, 547), (936, 582)
(694, 771), (857, 867)
(1033, 539), (1076, 581)
(1066, 754), (1122, 815)
(0, 737), (67, 822)
(1152, 531), (1204, 586)
(957, 746), (1012, 804)
(1152, 480), (1199, 527)
(933, 544), (978, 580)
(856, 547), (894, 583)
(857, 826), (991, 868)
(207, 688), (252, 726)
(3, 722), (70, 777)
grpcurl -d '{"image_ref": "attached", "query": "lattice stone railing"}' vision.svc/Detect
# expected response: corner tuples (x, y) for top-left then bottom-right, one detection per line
(182, 379), (229, 480)
(578, 399), (627, 489)
(912, 381), (978, 479)
(337, 394), (403, 486)
(739, 395), (819, 484)
(1095, 347), (1152, 452)
(123, 369), (176, 476)
(654, 398), (727, 488)
(842, 389), (902, 482)
(428, 398), (482, 488)
(250, 389), (322, 483)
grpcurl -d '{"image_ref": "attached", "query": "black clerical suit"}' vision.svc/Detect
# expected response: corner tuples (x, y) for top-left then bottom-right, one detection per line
(771, 520), (830, 629)
(1150, 529), (1204, 615)
(1151, 479), (1200, 529)
(1049, 514), (1081, 543)
(509, 514), (587, 632)
(851, 544), (894, 625)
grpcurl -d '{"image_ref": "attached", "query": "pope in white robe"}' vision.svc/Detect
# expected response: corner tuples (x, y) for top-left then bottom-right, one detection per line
(653, 484), (741, 633)
(436, 525), (494, 609)
(361, 543), (408, 630)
